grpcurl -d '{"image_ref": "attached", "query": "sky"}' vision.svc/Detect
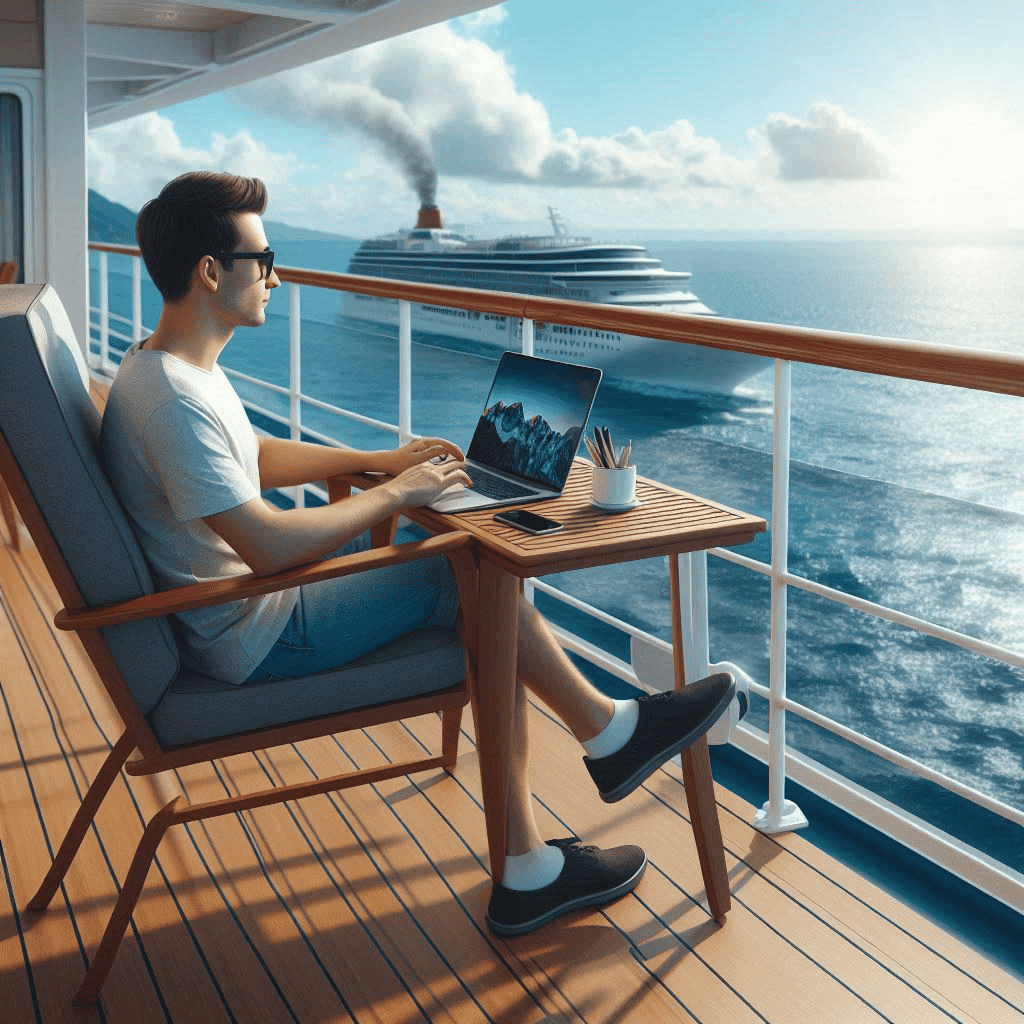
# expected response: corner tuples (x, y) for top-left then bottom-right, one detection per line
(87, 0), (1024, 239)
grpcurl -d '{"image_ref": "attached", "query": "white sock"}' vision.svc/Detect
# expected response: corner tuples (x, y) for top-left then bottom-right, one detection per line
(582, 698), (639, 760)
(502, 843), (565, 891)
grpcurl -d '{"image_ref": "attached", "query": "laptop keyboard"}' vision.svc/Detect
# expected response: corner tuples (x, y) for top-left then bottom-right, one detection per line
(467, 468), (535, 501)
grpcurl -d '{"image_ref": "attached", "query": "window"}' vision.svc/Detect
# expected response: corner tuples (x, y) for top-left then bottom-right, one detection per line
(0, 93), (23, 281)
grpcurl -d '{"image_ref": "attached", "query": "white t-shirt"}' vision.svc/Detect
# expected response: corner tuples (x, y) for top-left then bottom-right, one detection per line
(100, 343), (296, 683)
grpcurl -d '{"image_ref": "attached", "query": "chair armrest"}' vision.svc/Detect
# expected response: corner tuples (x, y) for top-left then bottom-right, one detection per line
(54, 531), (476, 631)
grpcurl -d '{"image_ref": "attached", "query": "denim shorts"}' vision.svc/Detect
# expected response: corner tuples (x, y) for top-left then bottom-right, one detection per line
(244, 536), (461, 683)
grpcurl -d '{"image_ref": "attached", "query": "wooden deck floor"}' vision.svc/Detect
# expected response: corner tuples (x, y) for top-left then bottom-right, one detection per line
(2, 518), (1024, 1024)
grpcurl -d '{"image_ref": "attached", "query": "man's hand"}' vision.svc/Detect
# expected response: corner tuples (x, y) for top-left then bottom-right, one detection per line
(383, 455), (471, 508)
(208, 435), (471, 577)
(378, 437), (465, 477)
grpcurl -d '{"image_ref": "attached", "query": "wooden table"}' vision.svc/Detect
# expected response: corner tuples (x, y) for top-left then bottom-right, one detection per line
(337, 460), (766, 920)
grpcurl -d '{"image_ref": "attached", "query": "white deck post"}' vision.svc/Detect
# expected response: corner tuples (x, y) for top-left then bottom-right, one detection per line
(289, 283), (304, 508)
(398, 299), (413, 444)
(521, 317), (534, 356)
(98, 250), (109, 371)
(755, 358), (808, 833)
(674, 551), (712, 683)
(132, 256), (143, 346)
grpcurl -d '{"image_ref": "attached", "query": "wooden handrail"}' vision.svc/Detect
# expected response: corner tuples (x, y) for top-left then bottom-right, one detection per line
(89, 242), (1024, 398)
(54, 529), (475, 630)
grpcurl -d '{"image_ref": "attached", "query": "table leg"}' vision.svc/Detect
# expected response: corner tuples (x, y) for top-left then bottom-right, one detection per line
(669, 553), (732, 921)
(473, 556), (521, 884)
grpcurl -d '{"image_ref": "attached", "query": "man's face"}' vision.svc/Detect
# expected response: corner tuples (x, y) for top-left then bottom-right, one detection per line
(215, 212), (279, 328)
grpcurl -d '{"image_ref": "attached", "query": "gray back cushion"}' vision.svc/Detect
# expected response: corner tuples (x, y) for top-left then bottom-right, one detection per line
(0, 284), (179, 712)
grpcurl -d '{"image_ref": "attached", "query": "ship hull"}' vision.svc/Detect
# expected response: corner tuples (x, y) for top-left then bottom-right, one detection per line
(342, 291), (770, 394)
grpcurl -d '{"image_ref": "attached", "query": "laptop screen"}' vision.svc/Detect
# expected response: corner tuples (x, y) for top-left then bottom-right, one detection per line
(466, 353), (602, 490)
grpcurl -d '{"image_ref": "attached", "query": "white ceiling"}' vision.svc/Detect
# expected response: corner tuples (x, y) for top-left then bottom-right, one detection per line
(85, 0), (502, 126)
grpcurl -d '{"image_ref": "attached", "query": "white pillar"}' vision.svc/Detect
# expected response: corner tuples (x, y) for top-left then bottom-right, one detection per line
(43, 0), (89, 351)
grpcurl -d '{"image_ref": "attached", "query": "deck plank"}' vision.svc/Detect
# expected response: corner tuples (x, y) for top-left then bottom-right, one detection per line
(292, 726), (567, 1023)
(425, 705), (952, 1024)
(2, 603), (205, 1024)
(710, 785), (1024, 1024)
(3, 528), (1024, 1023)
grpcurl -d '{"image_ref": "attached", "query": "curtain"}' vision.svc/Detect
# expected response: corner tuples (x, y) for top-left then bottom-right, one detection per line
(0, 93), (24, 282)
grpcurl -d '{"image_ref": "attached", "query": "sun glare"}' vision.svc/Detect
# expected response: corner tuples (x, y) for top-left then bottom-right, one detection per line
(899, 102), (1022, 190)
(891, 102), (1024, 232)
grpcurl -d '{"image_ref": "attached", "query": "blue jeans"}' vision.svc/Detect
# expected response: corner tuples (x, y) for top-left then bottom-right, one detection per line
(245, 535), (461, 683)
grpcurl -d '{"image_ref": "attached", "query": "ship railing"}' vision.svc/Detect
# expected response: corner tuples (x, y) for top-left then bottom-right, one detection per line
(86, 241), (1024, 918)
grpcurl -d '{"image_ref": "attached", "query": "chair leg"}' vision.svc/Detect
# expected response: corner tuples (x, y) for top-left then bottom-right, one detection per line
(681, 736), (731, 922)
(73, 795), (185, 1007)
(440, 704), (464, 772)
(0, 477), (20, 550)
(27, 730), (135, 911)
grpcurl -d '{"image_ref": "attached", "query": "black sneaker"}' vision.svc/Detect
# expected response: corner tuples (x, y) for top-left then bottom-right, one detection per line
(583, 673), (736, 803)
(486, 837), (647, 937)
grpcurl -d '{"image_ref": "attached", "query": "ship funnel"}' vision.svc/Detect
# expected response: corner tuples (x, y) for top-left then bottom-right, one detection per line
(415, 204), (443, 229)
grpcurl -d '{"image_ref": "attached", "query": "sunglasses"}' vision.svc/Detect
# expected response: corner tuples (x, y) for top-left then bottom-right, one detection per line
(213, 249), (275, 279)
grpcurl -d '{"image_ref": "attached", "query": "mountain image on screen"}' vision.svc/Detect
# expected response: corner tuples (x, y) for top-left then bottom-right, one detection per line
(469, 400), (581, 488)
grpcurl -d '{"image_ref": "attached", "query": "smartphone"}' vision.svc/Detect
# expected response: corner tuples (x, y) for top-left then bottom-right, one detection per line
(493, 509), (564, 535)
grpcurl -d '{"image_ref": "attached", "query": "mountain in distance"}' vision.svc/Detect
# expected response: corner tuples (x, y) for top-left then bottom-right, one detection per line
(468, 400), (581, 487)
(87, 189), (354, 245)
(88, 189), (139, 244)
(264, 220), (355, 242)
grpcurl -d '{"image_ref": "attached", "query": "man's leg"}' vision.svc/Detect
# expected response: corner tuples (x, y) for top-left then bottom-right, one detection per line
(514, 595), (736, 805)
(514, 598), (616, 752)
(487, 659), (649, 937)
(485, 596), (735, 937)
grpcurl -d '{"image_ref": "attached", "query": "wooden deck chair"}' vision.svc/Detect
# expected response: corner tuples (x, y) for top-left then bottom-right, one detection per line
(0, 284), (478, 1006)
(0, 474), (17, 549)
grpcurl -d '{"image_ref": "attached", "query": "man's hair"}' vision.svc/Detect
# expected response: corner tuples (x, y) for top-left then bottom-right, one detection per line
(135, 171), (268, 302)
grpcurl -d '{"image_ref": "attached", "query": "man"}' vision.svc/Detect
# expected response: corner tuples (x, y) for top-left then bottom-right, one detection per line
(101, 171), (735, 938)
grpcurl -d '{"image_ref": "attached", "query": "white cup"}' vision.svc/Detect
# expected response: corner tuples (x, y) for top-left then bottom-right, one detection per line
(592, 465), (637, 507)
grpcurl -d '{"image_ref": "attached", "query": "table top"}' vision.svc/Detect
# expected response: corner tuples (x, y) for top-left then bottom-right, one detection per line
(347, 460), (766, 577)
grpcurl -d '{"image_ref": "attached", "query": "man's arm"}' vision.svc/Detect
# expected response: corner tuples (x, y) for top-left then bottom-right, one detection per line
(256, 435), (464, 491)
(205, 455), (470, 577)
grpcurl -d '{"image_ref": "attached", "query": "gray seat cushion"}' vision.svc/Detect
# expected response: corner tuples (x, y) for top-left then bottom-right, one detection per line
(148, 624), (466, 747)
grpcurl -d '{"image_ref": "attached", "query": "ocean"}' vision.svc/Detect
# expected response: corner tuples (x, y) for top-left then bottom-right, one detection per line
(92, 235), (1024, 868)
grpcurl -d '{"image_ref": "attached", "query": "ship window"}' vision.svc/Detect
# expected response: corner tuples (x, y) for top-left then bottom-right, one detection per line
(0, 93), (23, 282)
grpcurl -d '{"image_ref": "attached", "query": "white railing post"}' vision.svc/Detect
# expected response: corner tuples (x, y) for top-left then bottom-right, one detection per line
(755, 358), (808, 833)
(98, 250), (109, 371)
(132, 255), (142, 346)
(289, 282), (304, 509)
(521, 317), (534, 356)
(673, 551), (712, 682)
(399, 299), (413, 444)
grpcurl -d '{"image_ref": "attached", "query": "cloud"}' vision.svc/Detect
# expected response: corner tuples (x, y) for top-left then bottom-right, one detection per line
(87, 111), (299, 209)
(537, 122), (754, 190)
(455, 5), (508, 31)
(756, 102), (891, 181)
(232, 19), (754, 198)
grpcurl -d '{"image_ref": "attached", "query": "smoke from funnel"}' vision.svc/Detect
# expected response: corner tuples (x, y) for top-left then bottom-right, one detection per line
(316, 83), (437, 205)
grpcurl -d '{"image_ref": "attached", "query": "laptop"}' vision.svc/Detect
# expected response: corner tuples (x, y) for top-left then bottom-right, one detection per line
(428, 352), (602, 513)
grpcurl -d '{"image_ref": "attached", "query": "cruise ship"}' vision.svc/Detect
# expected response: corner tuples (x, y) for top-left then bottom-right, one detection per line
(344, 205), (771, 393)
(2, 2), (1022, 1020)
